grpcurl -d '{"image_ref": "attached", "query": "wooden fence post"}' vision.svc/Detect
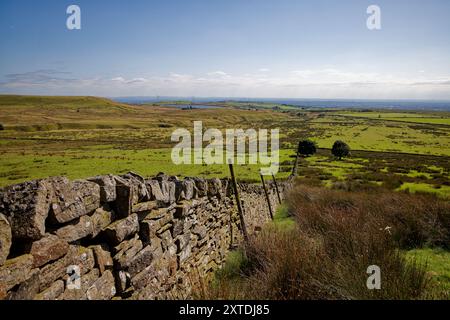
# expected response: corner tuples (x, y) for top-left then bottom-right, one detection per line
(291, 152), (300, 177)
(260, 172), (274, 220)
(228, 163), (249, 242)
(272, 173), (282, 204)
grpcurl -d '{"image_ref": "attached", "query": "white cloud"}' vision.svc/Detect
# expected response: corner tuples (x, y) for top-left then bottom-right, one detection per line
(207, 71), (228, 77)
(111, 77), (125, 82)
(2, 69), (450, 99)
(111, 76), (148, 84)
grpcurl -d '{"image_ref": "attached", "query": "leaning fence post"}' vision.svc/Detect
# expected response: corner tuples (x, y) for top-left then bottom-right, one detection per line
(272, 173), (282, 204)
(228, 163), (249, 242)
(260, 172), (274, 220)
(291, 151), (300, 177)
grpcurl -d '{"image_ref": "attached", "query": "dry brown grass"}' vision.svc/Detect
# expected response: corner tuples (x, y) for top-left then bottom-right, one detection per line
(201, 185), (450, 300)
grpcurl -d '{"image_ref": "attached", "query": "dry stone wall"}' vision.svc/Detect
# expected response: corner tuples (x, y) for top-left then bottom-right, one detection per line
(0, 172), (285, 300)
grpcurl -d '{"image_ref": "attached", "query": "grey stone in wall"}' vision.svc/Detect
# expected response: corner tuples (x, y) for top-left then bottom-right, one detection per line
(55, 215), (94, 243)
(193, 177), (208, 197)
(86, 270), (116, 300)
(0, 179), (52, 241)
(180, 178), (195, 200)
(90, 206), (115, 238)
(49, 178), (100, 225)
(7, 268), (40, 300)
(0, 254), (34, 296)
(113, 176), (133, 218)
(207, 178), (222, 198)
(115, 270), (130, 294)
(34, 280), (64, 300)
(122, 172), (151, 204)
(0, 213), (12, 266)
(103, 214), (139, 245)
(90, 244), (113, 275)
(113, 234), (143, 270)
(28, 234), (69, 268)
(87, 175), (117, 203)
(126, 245), (154, 277)
(145, 179), (165, 203)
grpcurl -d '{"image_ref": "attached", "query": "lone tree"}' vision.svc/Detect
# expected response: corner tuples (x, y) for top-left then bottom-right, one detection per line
(291, 139), (317, 177)
(297, 139), (317, 157)
(332, 140), (350, 160)
(0, 124), (4, 131)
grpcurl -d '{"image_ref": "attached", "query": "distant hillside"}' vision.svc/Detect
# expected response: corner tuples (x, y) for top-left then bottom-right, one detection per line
(0, 95), (150, 131)
(0, 95), (134, 111)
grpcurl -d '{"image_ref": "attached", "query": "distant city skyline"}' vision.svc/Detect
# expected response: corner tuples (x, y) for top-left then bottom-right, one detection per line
(1, 0), (450, 99)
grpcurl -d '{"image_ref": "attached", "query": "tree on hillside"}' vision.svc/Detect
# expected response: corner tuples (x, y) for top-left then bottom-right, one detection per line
(332, 140), (350, 160)
(297, 139), (317, 157)
(0, 124), (4, 131)
(291, 139), (318, 177)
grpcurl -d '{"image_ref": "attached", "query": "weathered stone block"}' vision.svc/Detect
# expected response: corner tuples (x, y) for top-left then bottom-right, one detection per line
(29, 234), (69, 268)
(90, 244), (113, 274)
(122, 172), (151, 204)
(132, 201), (159, 218)
(175, 233), (191, 252)
(86, 270), (116, 300)
(103, 213), (139, 245)
(178, 245), (192, 264)
(127, 245), (154, 277)
(193, 177), (208, 197)
(167, 181), (177, 204)
(165, 253), (178, 277)
(34, 280), (64, 300)
(113, 176), (133, 218)
(155, 174), (176, 204)
(130, 265), (157, 290)
(6, 268), (40, 300)
(0, 179), (52, 240)
(159, 230), (173, 252)
(0, 254), (34, 293)
(114, 270), (130, 293)
(0, 213), (12, 266)
(49, 178), (101, 224)
(145, 179), (166, 203)
(192, 224), (208, 240)
(150, 237), (163, 260)
(87, 175), (117, 203)
(55, 215), (93, 243)
(113, 236), (143, 270)
(172, 219), (184, 238)
(207, 178), (222, 197)
(139, 219), (159, 244)
(181, 178), (195, 200)
(90, 206), (115, 238)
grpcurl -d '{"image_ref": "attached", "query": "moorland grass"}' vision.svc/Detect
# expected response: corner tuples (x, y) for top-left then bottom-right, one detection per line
(201, 184), (450, 300)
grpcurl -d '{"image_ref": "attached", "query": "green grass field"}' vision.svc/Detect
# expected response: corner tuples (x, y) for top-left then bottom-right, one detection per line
(337, 111), (450, 125)
(1, 95), (449, 199)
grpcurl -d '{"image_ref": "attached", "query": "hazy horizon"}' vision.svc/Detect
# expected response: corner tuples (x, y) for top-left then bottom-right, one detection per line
(1, 0), (450, 99)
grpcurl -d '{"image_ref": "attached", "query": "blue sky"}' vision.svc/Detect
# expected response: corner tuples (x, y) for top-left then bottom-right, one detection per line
(0, 0), (449, 99)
